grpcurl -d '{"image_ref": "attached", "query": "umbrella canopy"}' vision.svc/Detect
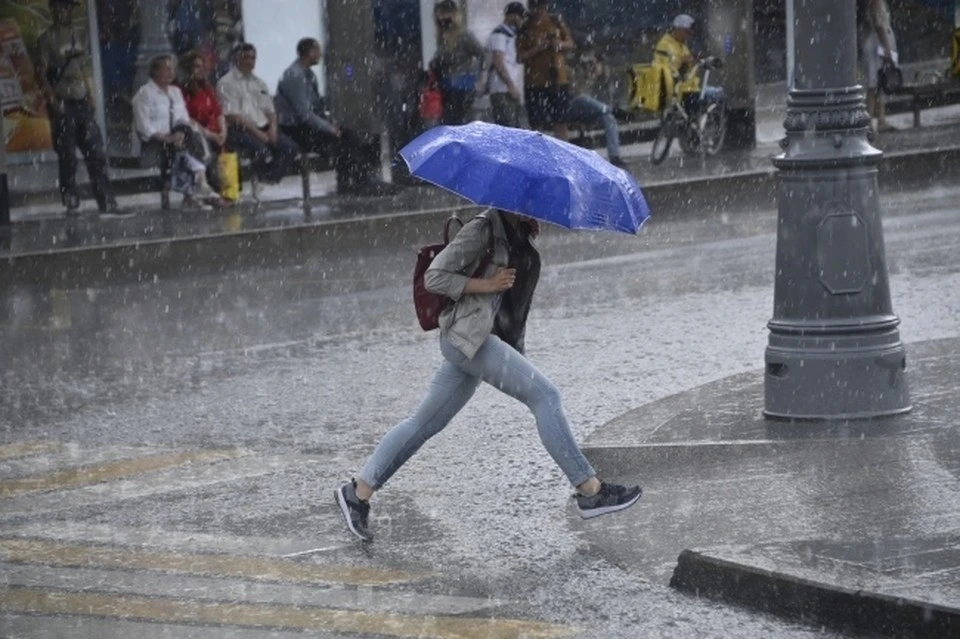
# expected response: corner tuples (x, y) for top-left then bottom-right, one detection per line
(398, 122), (650, 235)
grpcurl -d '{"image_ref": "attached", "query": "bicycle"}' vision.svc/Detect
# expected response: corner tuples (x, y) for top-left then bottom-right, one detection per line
(648, 56), (727, 165)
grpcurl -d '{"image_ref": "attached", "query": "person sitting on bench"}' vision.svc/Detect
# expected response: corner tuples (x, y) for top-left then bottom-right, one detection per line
(218, 43), (300, 185)
(275, 38), (400, 197)
(132, 54), (225, 209)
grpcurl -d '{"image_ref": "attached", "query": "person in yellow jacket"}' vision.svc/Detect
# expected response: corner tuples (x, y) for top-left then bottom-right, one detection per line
(653, 14), (723, 113)
(654, 14), (700, 94)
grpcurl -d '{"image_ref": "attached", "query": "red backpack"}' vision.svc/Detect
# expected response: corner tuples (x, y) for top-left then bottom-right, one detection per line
(413, 215), (494, 331)
(418, 70), (444, 123)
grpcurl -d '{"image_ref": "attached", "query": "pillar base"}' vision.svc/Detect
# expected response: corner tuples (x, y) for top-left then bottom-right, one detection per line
(764, 319), (911, 420)
(724, 107), (756, 151)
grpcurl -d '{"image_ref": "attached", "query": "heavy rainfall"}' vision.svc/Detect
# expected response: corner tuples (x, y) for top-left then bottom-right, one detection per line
(1, 0), (959, 638)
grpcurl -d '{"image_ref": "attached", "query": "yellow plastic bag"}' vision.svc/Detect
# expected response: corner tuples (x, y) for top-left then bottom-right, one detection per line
(218, 152), (240, 201)
(628, 64), (670, 113)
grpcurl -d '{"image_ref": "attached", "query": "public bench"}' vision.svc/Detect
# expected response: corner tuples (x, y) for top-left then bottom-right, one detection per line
(114, 148), (333, 209)
(570, 113), (660, 151)
(888, 72), (960, 128)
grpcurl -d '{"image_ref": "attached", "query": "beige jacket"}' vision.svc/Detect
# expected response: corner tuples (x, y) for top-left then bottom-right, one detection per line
(424, 211), (513, 359)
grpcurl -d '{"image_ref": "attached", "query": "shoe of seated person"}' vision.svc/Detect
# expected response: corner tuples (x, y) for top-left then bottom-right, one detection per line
(183, 195), (212, 211)
(193, 182), (227, 208)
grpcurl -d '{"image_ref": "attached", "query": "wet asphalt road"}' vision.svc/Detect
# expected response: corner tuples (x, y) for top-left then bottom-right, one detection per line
(1, 184), (959, 638)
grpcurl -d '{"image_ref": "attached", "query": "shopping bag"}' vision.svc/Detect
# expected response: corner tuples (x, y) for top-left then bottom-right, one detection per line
(218, 151), (240, 201)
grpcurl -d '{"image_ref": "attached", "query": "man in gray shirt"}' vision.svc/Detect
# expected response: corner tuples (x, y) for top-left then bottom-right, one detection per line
(35, 0), (119, 215)
(275, 38), (399, 197)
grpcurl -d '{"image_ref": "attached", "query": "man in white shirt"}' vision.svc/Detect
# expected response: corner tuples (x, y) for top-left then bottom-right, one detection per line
(487, 2), (526, 128)
(132, 55), (223, 207)
(218, 43), (299, 183)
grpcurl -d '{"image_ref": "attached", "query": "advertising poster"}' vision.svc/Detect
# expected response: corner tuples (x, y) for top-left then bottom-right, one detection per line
(0, 0), (87, 153)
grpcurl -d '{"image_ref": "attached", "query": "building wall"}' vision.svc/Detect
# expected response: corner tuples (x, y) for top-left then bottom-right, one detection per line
(241, 0), (325, 95)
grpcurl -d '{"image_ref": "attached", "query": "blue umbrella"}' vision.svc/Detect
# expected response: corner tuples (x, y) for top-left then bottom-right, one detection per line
(398, 121), (650, 234)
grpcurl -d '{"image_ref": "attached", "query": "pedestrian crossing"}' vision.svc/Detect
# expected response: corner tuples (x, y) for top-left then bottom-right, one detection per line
(0, 440), (578, 638)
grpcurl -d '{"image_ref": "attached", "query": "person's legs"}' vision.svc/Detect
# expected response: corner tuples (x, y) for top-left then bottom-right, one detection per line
(443, 335), (596, 488)
(356, 355), (480, 493)
(566, 94), (602, 122)
(205, 154), (222, 193)
(490, 93), (523, 128)
(548, 87), (571, 142)
(268, 130), (301, 181)
(73, 102), (115, 211)
(441, 89), (473, 125)
(227, 127), (274, 181)
(525, 87), (551, 132)
(50, 104), (80, 211)
(601, 110), (621, 161)
(568, 94), (621, 162)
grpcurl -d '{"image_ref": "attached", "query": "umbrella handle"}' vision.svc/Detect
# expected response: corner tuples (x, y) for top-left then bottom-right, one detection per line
(443, 215), (464, 243)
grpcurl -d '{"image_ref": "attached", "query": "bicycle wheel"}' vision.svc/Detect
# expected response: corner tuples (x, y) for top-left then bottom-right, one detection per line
(678, 123), (702, 156)
(701, 104), (727, 157)
(650, 117), (674, 165)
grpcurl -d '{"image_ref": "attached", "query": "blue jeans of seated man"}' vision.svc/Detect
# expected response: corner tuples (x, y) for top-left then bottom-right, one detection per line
(358, 334), (597, 491)
(567, 94), (621, 159)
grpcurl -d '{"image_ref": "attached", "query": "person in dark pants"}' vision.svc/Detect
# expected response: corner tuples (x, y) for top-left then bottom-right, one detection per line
(431, 0), (484, 125)
(517, 0), (576, 141)
(275, 38), (399, 197)
(36, 0), (119, 216)
(217, 43), (299, 184)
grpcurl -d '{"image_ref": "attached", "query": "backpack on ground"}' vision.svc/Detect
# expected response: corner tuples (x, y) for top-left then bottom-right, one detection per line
(413, 214), (494, 331)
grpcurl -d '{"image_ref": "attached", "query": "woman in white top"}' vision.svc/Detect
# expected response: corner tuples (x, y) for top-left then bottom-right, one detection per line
(132, 55), (225, 208)
(860, 0), (898, 132)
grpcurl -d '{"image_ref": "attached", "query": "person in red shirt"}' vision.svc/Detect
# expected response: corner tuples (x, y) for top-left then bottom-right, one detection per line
(179, 50), (227, 194)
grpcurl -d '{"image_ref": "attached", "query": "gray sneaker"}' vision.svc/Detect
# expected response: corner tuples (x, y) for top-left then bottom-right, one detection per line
(575, 482), (642, 519)
(335, 479), (373, 542)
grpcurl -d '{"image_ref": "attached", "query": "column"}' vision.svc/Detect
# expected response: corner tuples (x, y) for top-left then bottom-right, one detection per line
(764, 0), (910, 419)
(134, 0), (172, 89)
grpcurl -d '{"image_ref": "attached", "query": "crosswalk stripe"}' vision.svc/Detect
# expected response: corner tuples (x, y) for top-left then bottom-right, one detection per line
(3, 522), (344, 558)
(0, 441), (63, 461)
(2, 563), (501, 616)
(0, 539), (429, 587)
(0, 588), (577, 639)
(0, 454), (293, 517)
(0, 444), (169, 478)
(0, 448), (246, 498)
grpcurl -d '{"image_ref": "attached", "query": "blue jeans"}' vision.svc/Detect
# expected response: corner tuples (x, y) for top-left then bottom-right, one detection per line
(358, 335), (597, 490)
(226, 126), (300, 184)
(567, 94), (621, 159)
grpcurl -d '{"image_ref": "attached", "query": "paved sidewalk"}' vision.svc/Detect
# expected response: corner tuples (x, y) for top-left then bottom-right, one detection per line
(2, 92), (959, 287)
(575, 337), (960, 638)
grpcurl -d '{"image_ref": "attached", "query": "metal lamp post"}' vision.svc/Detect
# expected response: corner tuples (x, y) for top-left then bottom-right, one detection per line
(764, 0), (910, 419)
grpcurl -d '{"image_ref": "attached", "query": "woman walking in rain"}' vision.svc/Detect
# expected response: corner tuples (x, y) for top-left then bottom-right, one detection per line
(336, 209), (642, 542)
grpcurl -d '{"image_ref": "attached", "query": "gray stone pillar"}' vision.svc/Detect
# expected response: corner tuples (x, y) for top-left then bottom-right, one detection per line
(764, 0), (910, 420)
(134, 0), (173, 89)
(325, 0), (380, 134)
(703, 0), (756, 150)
